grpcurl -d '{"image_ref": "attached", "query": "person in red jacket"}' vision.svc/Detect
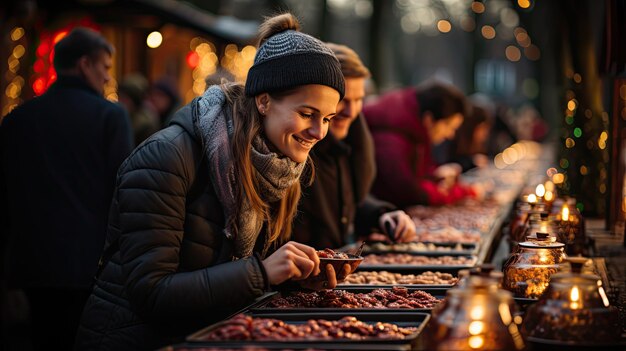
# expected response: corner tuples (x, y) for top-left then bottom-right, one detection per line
(363, 80), (475, 207)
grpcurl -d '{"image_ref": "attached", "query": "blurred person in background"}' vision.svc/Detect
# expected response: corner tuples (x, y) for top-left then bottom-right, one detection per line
(0, 28), (133, 350)
(363, 80), (477, 207)
(117, 73), (160, 145)
(434, 97), (495, 172)
(75, 13), (348, 351)
(144, 77), (181, 129)
(292, 43), (416, 250)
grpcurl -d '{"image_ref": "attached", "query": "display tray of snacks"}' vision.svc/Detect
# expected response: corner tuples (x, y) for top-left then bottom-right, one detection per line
(358, 253), (477, 273)
(524, 336), (626, 351)
(358, 241), (479, 256)
(338, 270), (458, 288)
(166, 343), (415, 350)
(411, 227), (483, 244)
(186, 312), (430, 350)
(245, 286), (446, 313)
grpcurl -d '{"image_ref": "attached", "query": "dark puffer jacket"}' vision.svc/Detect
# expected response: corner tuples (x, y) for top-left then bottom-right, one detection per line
(75, 101), (268, 351)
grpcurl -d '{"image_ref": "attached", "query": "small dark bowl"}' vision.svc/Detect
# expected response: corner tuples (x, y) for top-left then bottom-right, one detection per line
(304, 253), (364, 285)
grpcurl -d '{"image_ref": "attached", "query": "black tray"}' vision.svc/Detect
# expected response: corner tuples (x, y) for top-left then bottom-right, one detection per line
(186, 311), (430, 350)
(525, 336), (626, 351)
(360, 242), (479, 256)
(246, 287), (448, 313)
(358, 254), (477, 274)
(168, 341), (414, 350)
(338, 269), (459, 288)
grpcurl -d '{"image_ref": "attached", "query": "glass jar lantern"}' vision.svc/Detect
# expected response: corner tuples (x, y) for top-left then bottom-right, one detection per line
(423, 273), (525, 351)
(503, 233), (566, 298)
(522, 257), (621, 347)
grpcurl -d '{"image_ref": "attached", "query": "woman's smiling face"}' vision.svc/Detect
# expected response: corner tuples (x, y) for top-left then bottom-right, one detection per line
(258, 84), (340, 163)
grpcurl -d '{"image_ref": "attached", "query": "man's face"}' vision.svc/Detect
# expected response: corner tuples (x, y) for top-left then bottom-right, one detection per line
(81, 50), (112, 95)
(329, 77), (366, 140)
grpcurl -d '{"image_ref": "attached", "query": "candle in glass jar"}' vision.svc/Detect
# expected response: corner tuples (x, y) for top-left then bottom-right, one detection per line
(569, 285), (581, 309)
(561, 205), (569, 221)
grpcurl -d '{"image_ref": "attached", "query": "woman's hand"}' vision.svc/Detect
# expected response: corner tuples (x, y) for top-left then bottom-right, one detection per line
(299, 263), (352, 290)
(379, 210), (416, 243)
(261, 241), (320, 285)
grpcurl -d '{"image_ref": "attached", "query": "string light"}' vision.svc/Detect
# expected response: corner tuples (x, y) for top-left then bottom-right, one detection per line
(2, 27), (26, 117)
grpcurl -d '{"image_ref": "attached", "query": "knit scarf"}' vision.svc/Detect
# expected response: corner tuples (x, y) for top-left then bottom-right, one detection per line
(194, 86), (305, 258)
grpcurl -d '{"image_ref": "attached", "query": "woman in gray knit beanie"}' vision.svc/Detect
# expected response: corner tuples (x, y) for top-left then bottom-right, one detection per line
(75, 12), (348, 351)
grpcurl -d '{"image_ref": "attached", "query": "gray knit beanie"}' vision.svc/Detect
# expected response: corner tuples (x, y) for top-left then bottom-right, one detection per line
(245, 30), (345, 99)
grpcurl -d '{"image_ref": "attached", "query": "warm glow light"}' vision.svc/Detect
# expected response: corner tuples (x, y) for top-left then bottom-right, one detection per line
(468, 321), (484, 335)
(544, 180), (555, 191)
(470, 305), (485, 320)
(517, 0), (531, 9)
(437, 20), (452, 33)
(552, 173), (565, 184)
(535, 184), (545, 197)
(468, 335), (485, 349)
(471, 1), (485, 13)
(598, 284), (610, 307)
(567, 99), (577, 111)
(498, 303), (512, 325)
(146, 31), (163, 48)
(481, 25), (496, 39)
(10, 27), (25, 41)
(505, 45), (521, 62)
(562, 205), (570, 221)
(53, 31), (68, 44)
(544, 191), (554, 202)
(527, 194), (537, 203)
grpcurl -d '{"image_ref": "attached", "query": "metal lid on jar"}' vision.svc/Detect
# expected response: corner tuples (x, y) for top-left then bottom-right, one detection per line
(520, 232), (565, 248)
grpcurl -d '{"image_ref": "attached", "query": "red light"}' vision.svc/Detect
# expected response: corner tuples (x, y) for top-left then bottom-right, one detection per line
(36, 41), (50, 57)
(33, 78), (46, 95)
(186, 51), (199, 68)
(33, 59), (45, 73)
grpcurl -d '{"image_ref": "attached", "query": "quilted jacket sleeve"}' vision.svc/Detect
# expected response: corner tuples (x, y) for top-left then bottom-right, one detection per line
(116, 137), (267, 321)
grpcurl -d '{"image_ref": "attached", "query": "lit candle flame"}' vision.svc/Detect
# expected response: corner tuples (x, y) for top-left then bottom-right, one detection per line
(570, 286), (580, 301)
(562, 205), (570, 221)
(535, 184), (546, 197)
(570, 286), (580, 309)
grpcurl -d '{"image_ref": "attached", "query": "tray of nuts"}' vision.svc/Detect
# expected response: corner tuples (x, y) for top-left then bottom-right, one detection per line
(338, 270), (459, 288)
(246, 286), (446, 313)
(343, 241), (479, 256)
(186, 312), (430, 349)
(358, 253), (477, 273)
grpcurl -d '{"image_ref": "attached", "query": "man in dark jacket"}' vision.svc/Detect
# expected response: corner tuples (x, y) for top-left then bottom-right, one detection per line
(0, 27), (133, 350)
(292, 43), (416, 249)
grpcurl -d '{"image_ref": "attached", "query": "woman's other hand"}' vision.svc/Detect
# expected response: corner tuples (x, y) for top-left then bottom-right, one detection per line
(379, 210), (416, 243)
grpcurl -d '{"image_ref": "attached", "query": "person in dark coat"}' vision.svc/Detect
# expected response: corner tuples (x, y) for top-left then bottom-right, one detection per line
(74, 13), (346, 351)
(292, 43), (416, 249)
(0, 28), (133, 350)
(363, 81), (476, 207)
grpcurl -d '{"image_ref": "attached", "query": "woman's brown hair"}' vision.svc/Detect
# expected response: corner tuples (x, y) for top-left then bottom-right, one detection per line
(219, 13), (314, 249)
